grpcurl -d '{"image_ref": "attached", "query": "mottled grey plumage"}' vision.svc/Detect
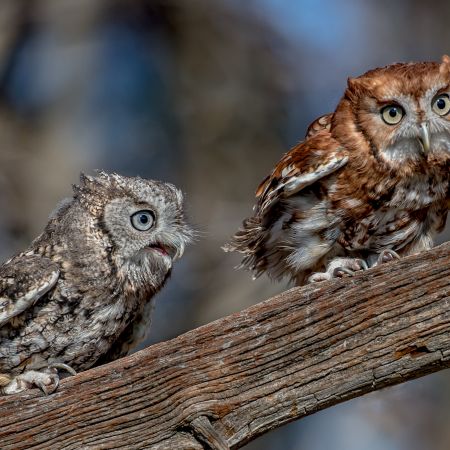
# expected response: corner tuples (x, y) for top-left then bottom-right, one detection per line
(0, 172), (193, 394)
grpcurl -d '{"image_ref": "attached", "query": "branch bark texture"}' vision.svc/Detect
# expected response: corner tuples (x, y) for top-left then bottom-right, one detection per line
(1, 243), (450, 449)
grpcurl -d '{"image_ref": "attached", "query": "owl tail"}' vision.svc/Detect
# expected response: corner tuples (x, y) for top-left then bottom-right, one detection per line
(223, 216), (273, 279)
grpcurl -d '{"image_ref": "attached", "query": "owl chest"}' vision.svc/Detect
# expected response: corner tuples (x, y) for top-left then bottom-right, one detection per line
(72, 288), (144, 338)
(338, 175), (447, 251)
(33, 281), (146, 368)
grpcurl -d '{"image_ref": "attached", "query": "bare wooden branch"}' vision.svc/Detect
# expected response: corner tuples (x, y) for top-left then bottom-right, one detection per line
(0, 243), (449, 449)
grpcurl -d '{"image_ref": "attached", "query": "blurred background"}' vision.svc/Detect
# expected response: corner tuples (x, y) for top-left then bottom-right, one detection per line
(0, 0), (449, 448)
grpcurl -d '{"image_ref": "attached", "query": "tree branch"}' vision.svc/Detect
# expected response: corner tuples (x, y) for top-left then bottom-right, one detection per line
(1, 243), (449, 449)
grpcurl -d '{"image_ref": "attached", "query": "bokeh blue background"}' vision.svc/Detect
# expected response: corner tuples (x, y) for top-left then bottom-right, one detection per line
(0, 1), (449, 448)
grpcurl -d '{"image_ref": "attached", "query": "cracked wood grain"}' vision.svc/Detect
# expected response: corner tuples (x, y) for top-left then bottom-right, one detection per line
(0, 243), (449, 449)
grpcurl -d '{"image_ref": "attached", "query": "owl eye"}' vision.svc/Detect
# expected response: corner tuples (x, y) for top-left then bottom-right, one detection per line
(380, 105), (404, 125)
(432, 94), (450, 116)
(130, 210), (155, 231)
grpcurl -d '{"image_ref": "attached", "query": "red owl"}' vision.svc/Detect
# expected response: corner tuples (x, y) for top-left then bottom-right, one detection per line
(226, 56), (450, 284)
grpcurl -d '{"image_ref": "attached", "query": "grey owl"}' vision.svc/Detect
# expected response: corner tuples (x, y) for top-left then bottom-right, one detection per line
(0, 172), (193, 395)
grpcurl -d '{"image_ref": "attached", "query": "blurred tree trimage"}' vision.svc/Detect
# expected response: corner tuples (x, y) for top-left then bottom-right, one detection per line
(0, 0), (449, 449)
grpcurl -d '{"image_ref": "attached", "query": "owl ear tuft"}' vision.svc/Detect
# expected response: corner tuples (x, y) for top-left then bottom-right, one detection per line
(347, 77), (359, 91)
(346, 77), (368, 102)
(79, 172), (95, 187)
(440, 55), (450, 76)
(347, 76), (375, 91)
(74, 172), (108, 196)
(73, 173), (95, 198)
(346, 77), (357, 102)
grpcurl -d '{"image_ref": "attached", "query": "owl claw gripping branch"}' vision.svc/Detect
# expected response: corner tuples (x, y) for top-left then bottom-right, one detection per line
(226, 56), (450, 285)
(0, 172), (193, 395)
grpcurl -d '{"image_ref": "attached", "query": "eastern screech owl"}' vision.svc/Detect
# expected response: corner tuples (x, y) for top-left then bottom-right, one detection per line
(226, 56), (450, 284)
(0, 172), (193, 395)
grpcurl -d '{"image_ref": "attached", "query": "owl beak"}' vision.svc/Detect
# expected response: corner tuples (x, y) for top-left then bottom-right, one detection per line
(418, 122), (430, 154)
(148, 241), (184, 260)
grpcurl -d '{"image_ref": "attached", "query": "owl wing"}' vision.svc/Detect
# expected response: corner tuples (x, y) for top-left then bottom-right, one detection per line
(255, 131), (348, 213)
(0, 254), (59, 327)
(305, 113), (333, 139)
(226, 132), (348, 276)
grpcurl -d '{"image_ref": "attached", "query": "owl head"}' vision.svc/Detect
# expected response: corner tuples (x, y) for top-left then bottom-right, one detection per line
(334, 55), (450, 169)
(71, 172), (193, 289)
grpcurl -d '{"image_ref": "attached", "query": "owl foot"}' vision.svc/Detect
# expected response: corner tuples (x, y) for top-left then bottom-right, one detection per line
(48, 362), (77, 376)
(308, 257), (368, 283)
(2, 363), (77, 396)
(375, 249), (401, 266)
(2, 369), (59, 395)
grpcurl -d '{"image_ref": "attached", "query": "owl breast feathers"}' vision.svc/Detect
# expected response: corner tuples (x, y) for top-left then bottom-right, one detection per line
(226, 56), (450, 284)
(0, 172), (193, 394)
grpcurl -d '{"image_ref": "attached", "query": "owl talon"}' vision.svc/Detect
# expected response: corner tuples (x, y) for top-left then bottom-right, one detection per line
(48, 362), (77, 376)
(333, 267), (355, 277)
(376, 249), (401, 265)
(358, 259), (369, 271)
(35, 373), (59, 396)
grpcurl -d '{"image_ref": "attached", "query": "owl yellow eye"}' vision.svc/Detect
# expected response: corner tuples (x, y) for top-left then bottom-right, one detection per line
(381, 105), (404, 125)
(432, 94), (450, 116)
(131, 210), (155, 231)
